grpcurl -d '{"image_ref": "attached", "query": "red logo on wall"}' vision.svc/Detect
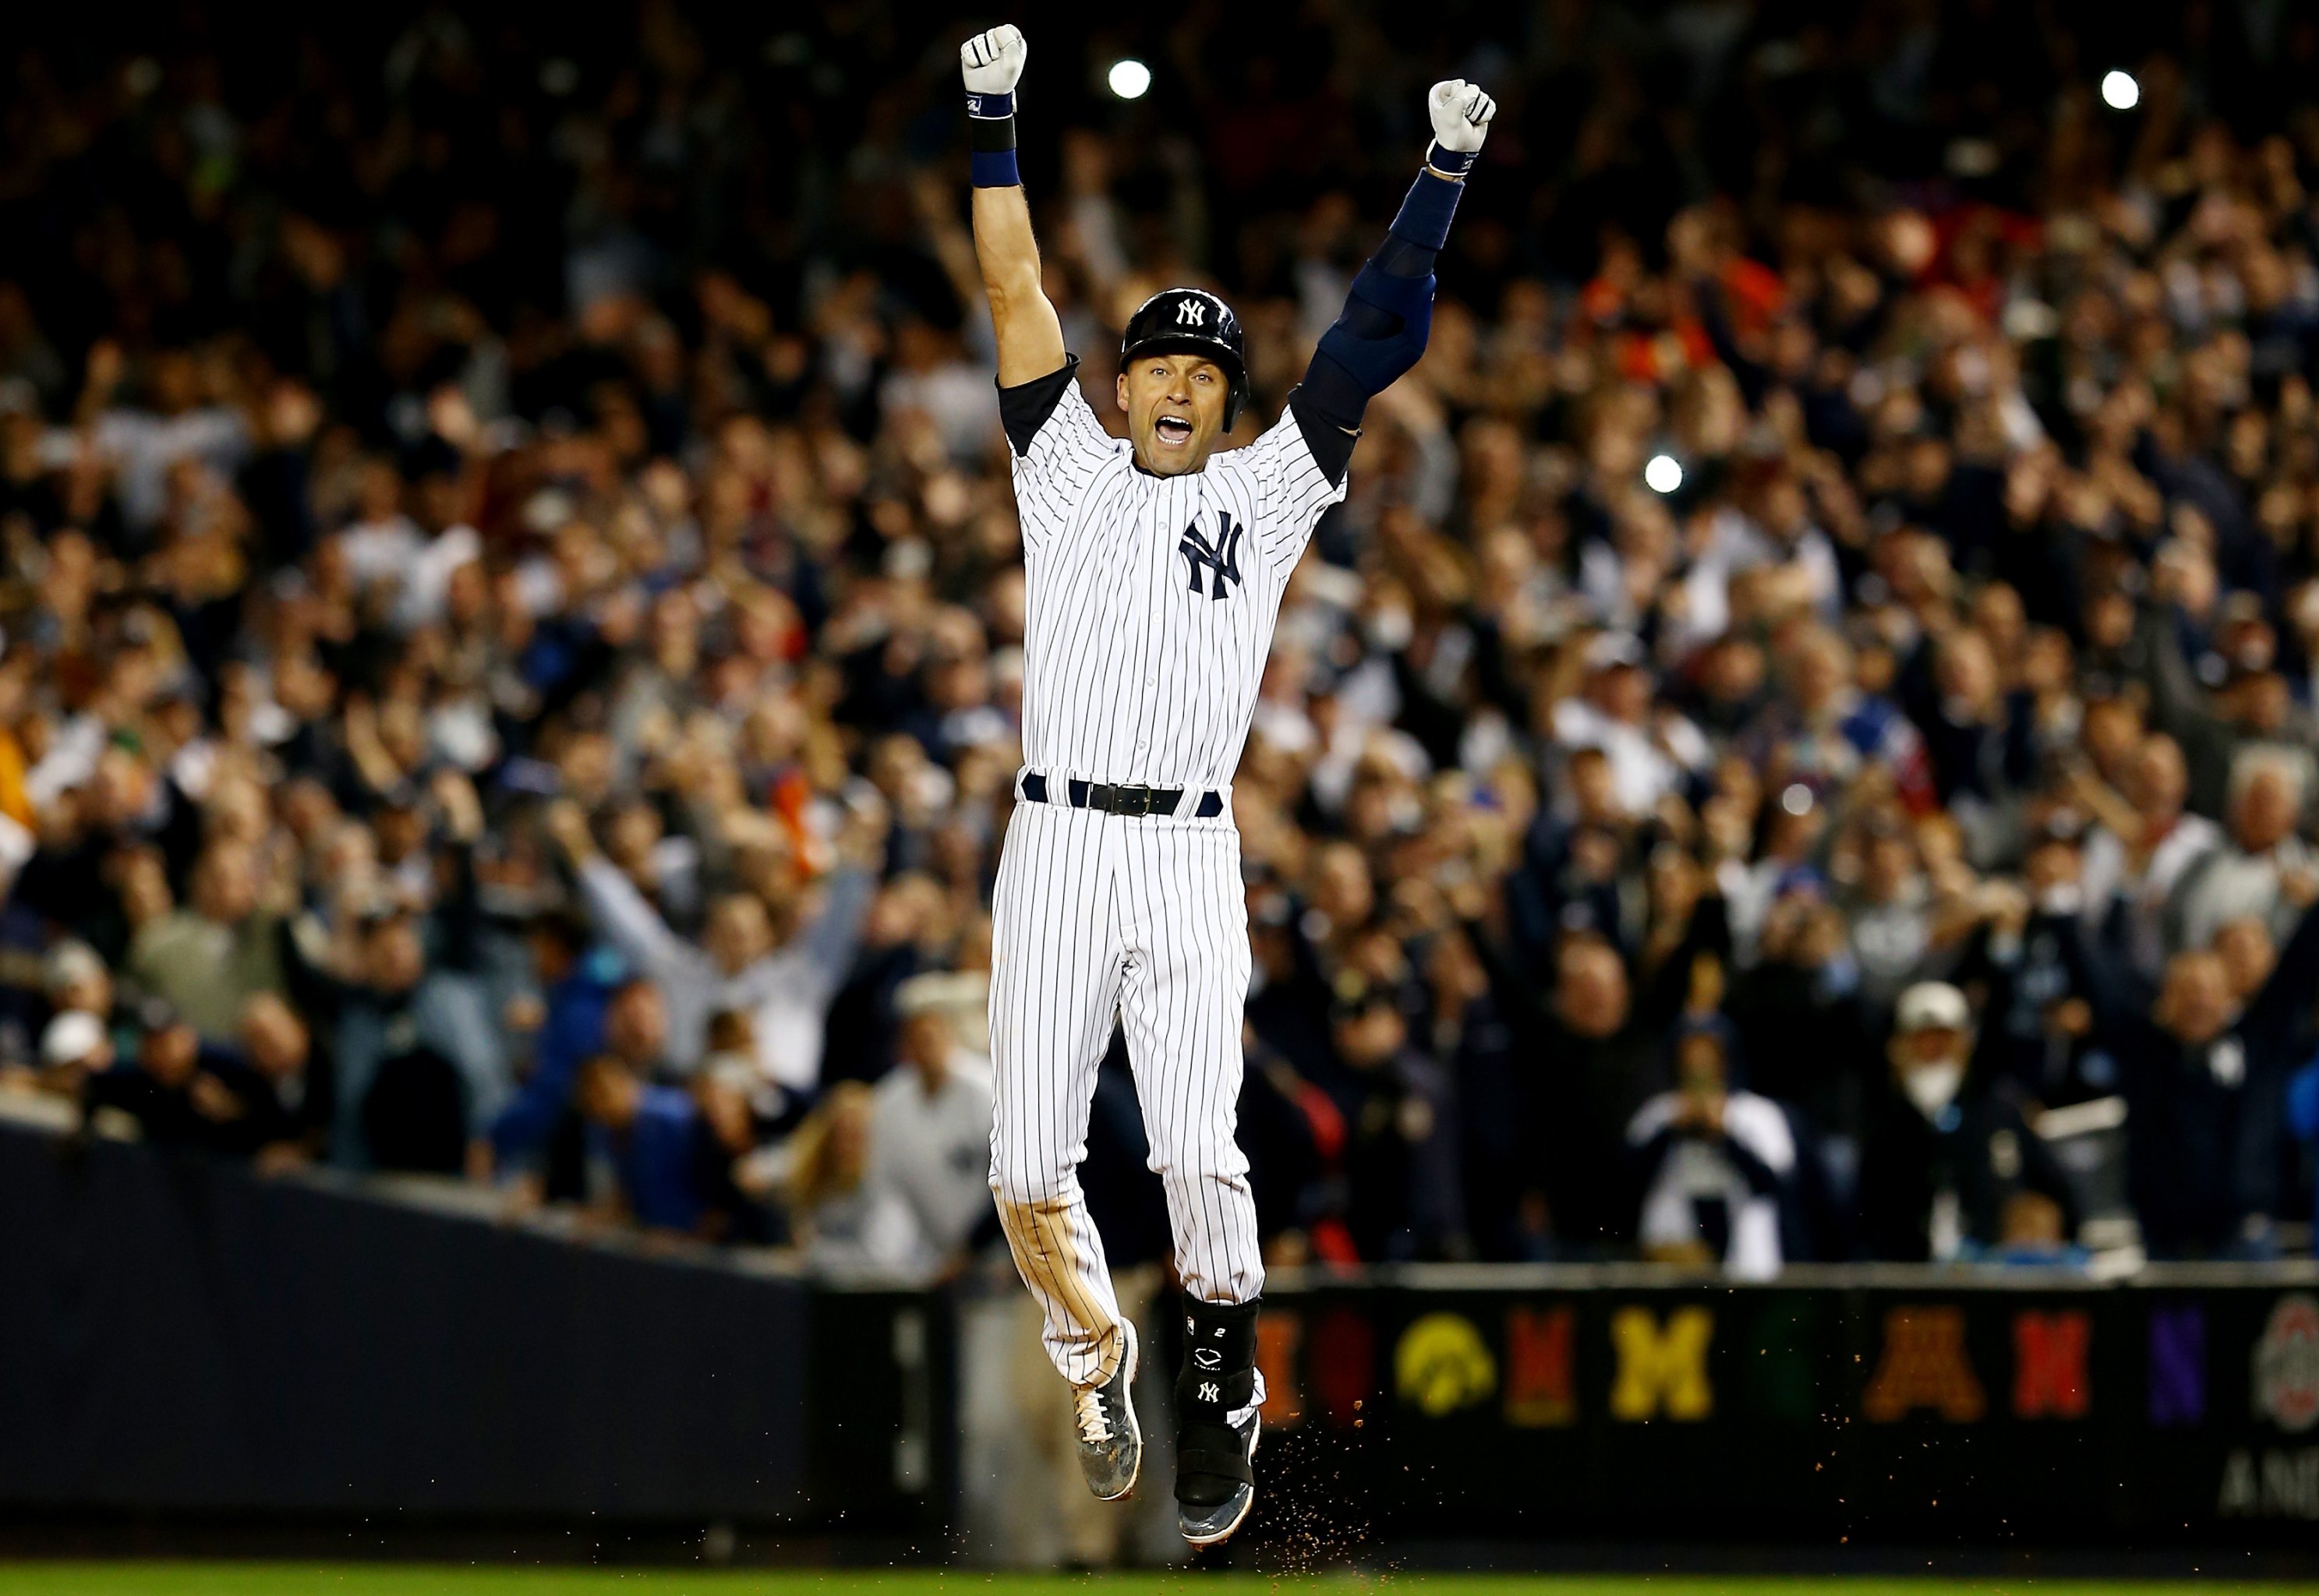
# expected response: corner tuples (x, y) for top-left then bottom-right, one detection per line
(1504, 1305), (1575, 1427)
(1310, 1308), (1377, 1428)
(2252, 1294), (2319, 1434)
(2013, 1310), (2090, 1419)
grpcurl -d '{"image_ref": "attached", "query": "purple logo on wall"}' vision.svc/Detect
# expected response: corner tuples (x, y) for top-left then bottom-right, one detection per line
(2148, 1305), (2205, 1428)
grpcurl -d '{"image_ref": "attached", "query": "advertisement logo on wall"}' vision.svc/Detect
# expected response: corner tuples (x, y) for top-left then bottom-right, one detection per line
(2253, 1294), (2319, 1435)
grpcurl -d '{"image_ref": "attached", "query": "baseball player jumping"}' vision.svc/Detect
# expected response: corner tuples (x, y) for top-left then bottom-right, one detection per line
(959, 23), (1493, 1546)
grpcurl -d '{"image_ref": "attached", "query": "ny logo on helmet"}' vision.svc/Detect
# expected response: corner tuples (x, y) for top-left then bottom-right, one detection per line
(1176, 298), (1206, 327)
(1179, 514), (1243, 600)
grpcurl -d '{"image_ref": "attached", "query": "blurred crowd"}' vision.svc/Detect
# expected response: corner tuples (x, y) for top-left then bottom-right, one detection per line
(3, 1), (2319, 1277)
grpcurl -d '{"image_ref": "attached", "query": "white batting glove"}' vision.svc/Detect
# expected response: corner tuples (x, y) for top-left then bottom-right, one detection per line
(1427, 79), (1496, 161)
(960, 25), (1027, 97)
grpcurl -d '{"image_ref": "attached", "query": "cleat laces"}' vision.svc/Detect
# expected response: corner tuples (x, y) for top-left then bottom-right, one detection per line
(1075, 1385), (1114, 1446)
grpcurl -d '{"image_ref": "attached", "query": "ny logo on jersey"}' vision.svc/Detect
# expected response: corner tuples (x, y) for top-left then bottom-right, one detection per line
(1177, 298), (1206, 327)
(1178, 513), (1244, 601)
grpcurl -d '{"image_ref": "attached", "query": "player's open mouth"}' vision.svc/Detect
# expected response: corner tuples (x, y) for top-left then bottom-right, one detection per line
(1154, 416), (1193, 446)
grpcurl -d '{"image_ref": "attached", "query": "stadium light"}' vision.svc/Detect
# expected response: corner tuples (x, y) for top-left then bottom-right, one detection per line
(1644, 454), (1683, 494)
(2102, 70), (2139, 111)
(1108, 58), (1152, 100)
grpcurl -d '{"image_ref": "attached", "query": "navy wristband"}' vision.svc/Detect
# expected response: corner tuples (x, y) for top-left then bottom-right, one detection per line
(1425, 141), (1477, 178)
(968, 102), (1019, 188)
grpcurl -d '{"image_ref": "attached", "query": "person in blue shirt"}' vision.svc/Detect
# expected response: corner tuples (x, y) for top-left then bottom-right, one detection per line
(574, 1030), (717, 1234)
(2289, 1053), (2318, 1250)
(486, 909), (621, 1188)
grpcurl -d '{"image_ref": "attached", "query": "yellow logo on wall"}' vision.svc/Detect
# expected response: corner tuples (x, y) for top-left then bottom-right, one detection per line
(1610, 1305), (1714, 1421)
(1395, 1312), (1498, 1416)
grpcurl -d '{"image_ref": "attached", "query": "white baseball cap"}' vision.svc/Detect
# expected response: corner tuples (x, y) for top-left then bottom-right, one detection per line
(40, 1009), (108, 1068)
(1895, 981), (1970, 1033)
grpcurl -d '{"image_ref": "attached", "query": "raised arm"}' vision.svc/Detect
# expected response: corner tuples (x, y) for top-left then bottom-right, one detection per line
(960, 26), (1066, 386)
(1289, 80), (1497, 485)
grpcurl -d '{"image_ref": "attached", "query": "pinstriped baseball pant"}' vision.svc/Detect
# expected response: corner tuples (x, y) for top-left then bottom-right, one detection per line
(987, 794), (1264, 1389)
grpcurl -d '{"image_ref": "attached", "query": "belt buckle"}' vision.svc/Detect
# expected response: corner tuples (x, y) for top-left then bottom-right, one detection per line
(1118, 786), (1152, 817)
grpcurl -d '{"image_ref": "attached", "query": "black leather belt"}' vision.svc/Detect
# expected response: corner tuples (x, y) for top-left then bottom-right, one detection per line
(1020, 772), (1224, 818)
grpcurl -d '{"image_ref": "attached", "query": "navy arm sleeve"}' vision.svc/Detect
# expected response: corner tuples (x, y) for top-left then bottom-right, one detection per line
(1286, 168), (1467, 487)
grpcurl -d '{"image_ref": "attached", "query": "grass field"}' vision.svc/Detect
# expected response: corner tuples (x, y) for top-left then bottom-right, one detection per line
(0, 1573), (2310, 1596)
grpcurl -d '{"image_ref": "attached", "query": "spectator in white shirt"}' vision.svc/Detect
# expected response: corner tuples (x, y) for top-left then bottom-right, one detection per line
(869, 974), (997, 1269)
(1627, 1019), (1795, 1280)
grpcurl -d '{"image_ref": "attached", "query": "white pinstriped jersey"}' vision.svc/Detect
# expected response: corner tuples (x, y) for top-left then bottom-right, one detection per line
(1008, 367), (1348, 791)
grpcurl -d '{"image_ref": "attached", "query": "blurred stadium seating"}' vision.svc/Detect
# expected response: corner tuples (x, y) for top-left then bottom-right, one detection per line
(3, 0), (2319, 1570)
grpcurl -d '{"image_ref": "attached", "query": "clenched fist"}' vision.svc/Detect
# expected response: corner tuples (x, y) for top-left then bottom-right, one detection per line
(1427, 79), (1496, 155)
(960, 24), (1027, 97)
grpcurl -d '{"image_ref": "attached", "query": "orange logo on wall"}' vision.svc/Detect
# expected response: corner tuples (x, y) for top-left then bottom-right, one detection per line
(1504, 1305), (1576, 1427)
(1257, 1312), (1303, 1427)
(2013, 1310), (2091, 1418)
(1863, 1306), (1985, 1422)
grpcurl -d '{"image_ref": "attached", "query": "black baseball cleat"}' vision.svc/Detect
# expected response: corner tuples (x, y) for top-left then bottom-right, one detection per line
(1175, 1407), (1260, 1546)
(1073, 1319), (1142, 1500)
(1173, 1293), (1262, 1548)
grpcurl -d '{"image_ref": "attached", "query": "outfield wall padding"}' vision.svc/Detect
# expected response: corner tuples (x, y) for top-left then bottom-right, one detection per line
(0, 1121), (946, 1531)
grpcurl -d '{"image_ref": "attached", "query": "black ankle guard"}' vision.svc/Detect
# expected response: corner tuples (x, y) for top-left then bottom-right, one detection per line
(1175, 1293), (1258, 1419)
(1175, 1294), (1259, 1506)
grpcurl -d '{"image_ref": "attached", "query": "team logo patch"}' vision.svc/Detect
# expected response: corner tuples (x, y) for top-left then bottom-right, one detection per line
(1177, 298), (1206, 327)
(2254, 1294), (2319, 1433)
(1179, 513), (1244, 600)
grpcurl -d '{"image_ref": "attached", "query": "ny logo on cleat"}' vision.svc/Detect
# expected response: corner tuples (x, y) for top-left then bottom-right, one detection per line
(1198, 1381), (1221, 1404)
(1179, 514), (1244, 600)
(1177, 299), (1206, 327)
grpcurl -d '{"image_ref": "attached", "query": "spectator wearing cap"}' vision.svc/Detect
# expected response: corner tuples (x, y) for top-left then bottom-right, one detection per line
(81, 999), (251, 1152)
(1626, 1019), (1796, 1280)
(864, 973), (997, 1273)
(37, 1006), (111, 1089)
(1856, 981), (2078, 1262)
(1319, 968), (1465, 1262)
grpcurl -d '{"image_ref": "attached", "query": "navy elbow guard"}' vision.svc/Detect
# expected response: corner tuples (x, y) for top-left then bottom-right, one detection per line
(1314, 257), (1436, 398)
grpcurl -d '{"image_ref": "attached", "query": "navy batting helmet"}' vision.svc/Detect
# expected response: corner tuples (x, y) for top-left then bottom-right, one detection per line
(1119, 288), (1249, 430)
